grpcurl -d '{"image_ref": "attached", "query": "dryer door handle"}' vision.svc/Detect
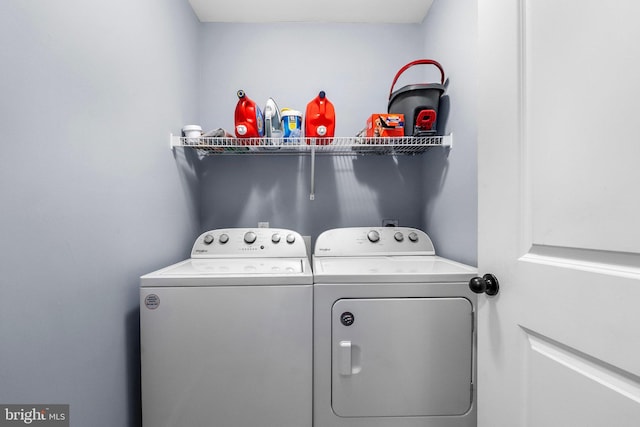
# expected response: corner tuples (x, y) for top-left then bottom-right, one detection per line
(338, 341), (352, 376)
(338, 341), (362, 376)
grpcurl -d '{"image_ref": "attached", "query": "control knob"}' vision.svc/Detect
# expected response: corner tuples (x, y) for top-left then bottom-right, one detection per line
(408, 232), (419, 242)
(272, 233), (281, 243)
(367, 230), (380, 243)
(394, 232), (404, 242)
(286, 234), (296, 244)
(203, 234), (214, 245)
(244, 231), (257, 244)
(219, 234), (229, 244)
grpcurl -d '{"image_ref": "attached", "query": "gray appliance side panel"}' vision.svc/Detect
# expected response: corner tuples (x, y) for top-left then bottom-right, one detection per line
(332, 298), (473, 417)
(140, 285), (312, 427)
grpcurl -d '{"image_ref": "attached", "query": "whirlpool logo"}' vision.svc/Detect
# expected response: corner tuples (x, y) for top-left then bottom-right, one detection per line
(0, 405), (68, 426)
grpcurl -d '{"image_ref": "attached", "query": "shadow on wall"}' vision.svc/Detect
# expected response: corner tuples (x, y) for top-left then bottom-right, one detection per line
(438, 94), (450, 136)
(126, 308), (141, 427)
(351, 154), (426, 228)
(172, 146), (205, 226)
(194, 154), (341, 238)
(422, 148), (451, 224)
(170, 148), (428, 241)
(422, 94), (451, 227)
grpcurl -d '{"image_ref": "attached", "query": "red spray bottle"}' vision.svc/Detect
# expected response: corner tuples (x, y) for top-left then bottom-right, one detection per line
(304, 91), (335, 144)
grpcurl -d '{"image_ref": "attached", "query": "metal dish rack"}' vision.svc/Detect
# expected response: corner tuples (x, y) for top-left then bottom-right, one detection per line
(170, 134), (452, 199)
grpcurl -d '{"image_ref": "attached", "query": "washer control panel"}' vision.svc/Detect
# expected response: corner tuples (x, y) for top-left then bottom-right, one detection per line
(314, 227), (435, 257)
(192, 228), (306, 258)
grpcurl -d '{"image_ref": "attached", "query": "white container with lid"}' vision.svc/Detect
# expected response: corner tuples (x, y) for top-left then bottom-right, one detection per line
(281, 110), (302, 143)
(182, 125), (202, 144)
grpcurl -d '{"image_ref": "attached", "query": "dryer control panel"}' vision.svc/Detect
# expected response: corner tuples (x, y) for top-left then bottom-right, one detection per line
(314, 227), (435, 257)
(191, 228), (308, 258)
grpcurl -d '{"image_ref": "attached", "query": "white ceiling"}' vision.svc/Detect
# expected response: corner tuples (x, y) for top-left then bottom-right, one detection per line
(188, 0), (434, 24)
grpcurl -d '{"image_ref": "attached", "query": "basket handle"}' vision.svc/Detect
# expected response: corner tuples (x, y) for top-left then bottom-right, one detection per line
(388, 59), (445, 99)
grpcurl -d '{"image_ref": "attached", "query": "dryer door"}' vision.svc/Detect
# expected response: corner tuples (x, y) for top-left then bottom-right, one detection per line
(332, 297), (473, 417)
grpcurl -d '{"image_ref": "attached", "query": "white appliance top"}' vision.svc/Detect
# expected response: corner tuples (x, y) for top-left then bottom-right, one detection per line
(313, 227), (477, 283)
(141, 228), (312, 286)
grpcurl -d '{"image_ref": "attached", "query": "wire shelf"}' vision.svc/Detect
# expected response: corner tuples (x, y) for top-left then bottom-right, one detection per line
(170, 133), (452, 200)
(171, 134), (452, 156)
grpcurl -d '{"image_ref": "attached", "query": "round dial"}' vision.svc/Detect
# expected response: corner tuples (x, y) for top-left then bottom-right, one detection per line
(219, 234), (229, 244)
(394, 232), (404, 242)
(272, 233), (281, 243)
(367, 230), (380, 243)
(286, 234), (296, 244)
(203, 234), (214, 245)
(408, 232), (419, 242)
(244, 231), (257, 244)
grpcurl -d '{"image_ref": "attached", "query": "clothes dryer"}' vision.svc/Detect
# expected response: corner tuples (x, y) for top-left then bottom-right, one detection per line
(313, 227), (478, 427)
(140, 228), (313, 427)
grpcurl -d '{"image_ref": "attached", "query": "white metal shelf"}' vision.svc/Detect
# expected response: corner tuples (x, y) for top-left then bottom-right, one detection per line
(170, 134), (452, 155)
(170, 133), (452, 200)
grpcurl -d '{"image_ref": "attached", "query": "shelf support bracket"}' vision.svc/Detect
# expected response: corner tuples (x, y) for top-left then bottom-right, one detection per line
(309, 141), (316, 200)
(443, 133), (453, 148)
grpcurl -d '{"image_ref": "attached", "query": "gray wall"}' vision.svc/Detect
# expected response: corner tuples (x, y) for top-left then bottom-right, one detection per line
(194, 15), (478, 263)
(0, 1), (200, 425)
(420, 0), (478, 266)
(195, 23), (432, 240)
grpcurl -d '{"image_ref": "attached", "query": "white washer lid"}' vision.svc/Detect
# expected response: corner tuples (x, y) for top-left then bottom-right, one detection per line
(142, 257), (313, 287)
(312, 256), (477, 283)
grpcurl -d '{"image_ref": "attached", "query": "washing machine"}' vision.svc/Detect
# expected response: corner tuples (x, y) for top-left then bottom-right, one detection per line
(313, 227), (478, 427)
(140, 228), (313, 427)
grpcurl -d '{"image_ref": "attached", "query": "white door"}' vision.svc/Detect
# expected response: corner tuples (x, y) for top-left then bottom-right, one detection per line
(477, 1), (640, 426)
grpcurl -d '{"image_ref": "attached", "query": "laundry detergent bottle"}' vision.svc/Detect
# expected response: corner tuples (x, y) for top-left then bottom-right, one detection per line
(304, 91), (335, 144)
(234, 90), (264, 139)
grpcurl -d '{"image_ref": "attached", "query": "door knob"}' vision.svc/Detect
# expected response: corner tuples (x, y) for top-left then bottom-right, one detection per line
(469, 273), (500, 296)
